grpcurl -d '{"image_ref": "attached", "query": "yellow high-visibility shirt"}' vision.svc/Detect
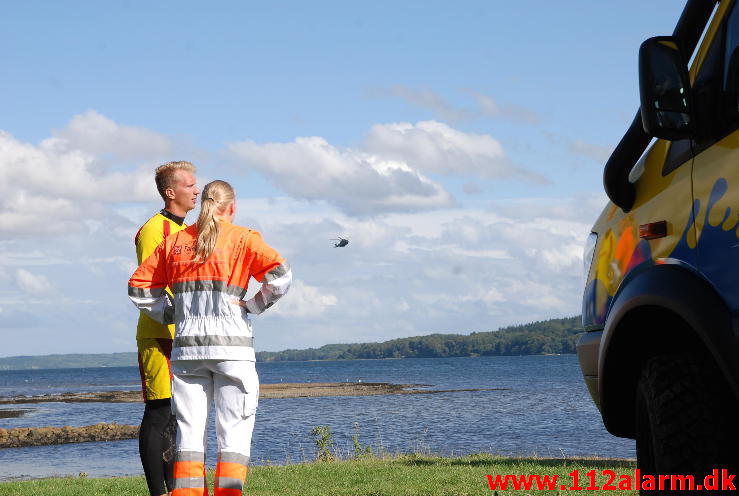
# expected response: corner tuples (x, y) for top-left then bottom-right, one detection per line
(134, 210), (187, 339)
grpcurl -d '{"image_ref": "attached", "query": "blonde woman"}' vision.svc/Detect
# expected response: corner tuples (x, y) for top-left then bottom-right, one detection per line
(129, 180), (292, 496)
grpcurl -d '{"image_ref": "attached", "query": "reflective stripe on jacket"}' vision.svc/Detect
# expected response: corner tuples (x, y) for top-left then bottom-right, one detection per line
(128, 221), (291, 361)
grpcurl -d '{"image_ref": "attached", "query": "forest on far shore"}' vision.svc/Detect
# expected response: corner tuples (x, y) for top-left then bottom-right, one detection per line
(256, 316), (582, 362)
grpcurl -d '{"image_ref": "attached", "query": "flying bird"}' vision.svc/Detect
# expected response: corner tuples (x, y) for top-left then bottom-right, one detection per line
(331, 237), (349, 248)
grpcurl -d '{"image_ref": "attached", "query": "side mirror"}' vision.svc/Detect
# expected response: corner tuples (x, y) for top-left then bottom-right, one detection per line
(639, 36), (693, 140)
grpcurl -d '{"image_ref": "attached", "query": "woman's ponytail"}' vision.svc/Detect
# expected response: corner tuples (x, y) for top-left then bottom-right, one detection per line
(193, 180), (235, 262)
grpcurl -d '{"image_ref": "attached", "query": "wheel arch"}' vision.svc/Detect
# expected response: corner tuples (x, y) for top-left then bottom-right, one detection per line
(598, 263), (739, 438)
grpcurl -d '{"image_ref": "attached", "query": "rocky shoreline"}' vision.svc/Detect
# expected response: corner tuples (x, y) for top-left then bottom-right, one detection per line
(0, 409), (32, 419)
(0, 423), (138, 448)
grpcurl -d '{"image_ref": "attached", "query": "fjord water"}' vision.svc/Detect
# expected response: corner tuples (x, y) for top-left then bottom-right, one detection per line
(0, 355), (634, 480)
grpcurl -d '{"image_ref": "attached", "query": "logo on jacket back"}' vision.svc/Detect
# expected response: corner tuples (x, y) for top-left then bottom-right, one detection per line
(173, 244), (196, 256)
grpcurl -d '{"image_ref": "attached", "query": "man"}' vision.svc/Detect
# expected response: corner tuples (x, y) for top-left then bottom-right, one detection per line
(135, 161), (199, 496)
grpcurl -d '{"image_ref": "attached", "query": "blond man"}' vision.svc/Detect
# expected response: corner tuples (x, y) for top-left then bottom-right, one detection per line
(135, 161), (199, 496)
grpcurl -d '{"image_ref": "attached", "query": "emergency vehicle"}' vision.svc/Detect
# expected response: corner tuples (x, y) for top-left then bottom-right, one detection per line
(578, 0), (739, 480)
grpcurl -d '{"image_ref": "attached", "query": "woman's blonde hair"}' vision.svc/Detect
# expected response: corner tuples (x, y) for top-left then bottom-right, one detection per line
(194, 180), (235, 262)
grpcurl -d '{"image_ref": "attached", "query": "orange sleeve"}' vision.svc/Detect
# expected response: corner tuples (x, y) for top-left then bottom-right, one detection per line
(247, 232), (285, 282)
(239, 231), (292, 315)
(128, 241), (174, 324)
(130, 240), (170, 291)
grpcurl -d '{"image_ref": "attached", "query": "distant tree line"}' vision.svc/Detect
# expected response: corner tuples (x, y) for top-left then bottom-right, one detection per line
(0, 352), (138, 371)
(255, 316), (583, 362)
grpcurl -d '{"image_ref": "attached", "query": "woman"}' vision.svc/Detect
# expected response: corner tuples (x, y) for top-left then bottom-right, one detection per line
(129, 180), (292, 496)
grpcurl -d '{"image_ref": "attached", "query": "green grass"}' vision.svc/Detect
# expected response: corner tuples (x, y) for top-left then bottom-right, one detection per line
(0, 454), (638, 496)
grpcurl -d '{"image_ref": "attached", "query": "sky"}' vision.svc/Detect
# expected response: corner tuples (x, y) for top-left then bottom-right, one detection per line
(0, 1), (688, 356)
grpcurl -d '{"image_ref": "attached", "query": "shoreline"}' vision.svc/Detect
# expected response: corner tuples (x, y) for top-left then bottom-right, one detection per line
(0, 382), (507, 404)
(0, 352), (580, 372)
(0, 383), (507, 448)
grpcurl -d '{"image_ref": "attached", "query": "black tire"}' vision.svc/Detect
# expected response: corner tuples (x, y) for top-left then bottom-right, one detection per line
(635, 353), (739, 494)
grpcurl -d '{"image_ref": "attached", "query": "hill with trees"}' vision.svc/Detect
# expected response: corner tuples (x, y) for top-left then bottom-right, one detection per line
(0, 352), (138, 371)
(255, 316), (582, 362)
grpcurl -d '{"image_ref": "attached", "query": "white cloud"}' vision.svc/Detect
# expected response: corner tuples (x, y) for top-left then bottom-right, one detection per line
(0, 112), (176, 236)
(0, 190), (93, 235)
(364, 121), (547, 184)
(228, 121), (549, 216)
(364, 121), (504, 174)
(227, 134), (454, 216)
(15, 268), (52, 293)
(267, 280), (338, 318)
(0, 129), (157, 203)
(52, 110), (172, 161)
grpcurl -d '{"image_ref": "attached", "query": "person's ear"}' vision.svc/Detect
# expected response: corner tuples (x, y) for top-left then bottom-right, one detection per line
(164, 188), (176, 200)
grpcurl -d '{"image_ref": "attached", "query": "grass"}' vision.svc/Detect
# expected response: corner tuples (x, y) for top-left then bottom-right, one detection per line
(0, 453), (638, 496)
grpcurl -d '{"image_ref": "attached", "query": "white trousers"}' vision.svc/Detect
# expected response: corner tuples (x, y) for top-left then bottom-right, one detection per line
(171, 359), (259, 458)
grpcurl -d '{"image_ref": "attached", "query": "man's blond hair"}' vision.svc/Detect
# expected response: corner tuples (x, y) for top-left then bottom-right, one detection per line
(154, 161), (197, 200)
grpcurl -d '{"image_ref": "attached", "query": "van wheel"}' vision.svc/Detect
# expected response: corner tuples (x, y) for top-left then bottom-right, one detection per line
(635, 353), (738, 487)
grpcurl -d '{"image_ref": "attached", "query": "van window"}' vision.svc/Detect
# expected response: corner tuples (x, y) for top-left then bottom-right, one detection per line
(723, 1), (739, 128)
(662, 139), (693, 175)
(691, 20), (724, 154)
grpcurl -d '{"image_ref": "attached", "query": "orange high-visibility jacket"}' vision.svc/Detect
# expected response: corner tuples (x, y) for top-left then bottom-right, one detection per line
(128, 221), (291, 361)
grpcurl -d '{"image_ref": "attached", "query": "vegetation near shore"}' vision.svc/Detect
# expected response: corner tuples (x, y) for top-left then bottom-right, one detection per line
(0, 453), (637, 496)
(0, 316), (582, 370)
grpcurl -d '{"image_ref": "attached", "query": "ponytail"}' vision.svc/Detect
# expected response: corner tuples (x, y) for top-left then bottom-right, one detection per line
(193, 180), (235, 262)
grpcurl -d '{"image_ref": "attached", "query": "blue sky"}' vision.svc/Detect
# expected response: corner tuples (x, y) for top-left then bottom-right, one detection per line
(0, 1), (687, 356)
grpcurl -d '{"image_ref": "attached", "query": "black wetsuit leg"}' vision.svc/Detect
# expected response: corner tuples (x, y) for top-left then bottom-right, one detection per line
(140, 398), (175, 495)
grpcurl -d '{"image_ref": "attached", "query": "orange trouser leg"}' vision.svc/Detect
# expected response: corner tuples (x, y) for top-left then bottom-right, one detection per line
(172, 451), (209, 496)
(214, 452), (250, 496)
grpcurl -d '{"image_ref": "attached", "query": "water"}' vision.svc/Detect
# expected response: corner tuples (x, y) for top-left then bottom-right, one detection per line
(0, 355), (634, 480)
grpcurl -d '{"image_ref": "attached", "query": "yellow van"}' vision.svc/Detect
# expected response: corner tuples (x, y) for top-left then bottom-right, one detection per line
(578, 0), (739, 481)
